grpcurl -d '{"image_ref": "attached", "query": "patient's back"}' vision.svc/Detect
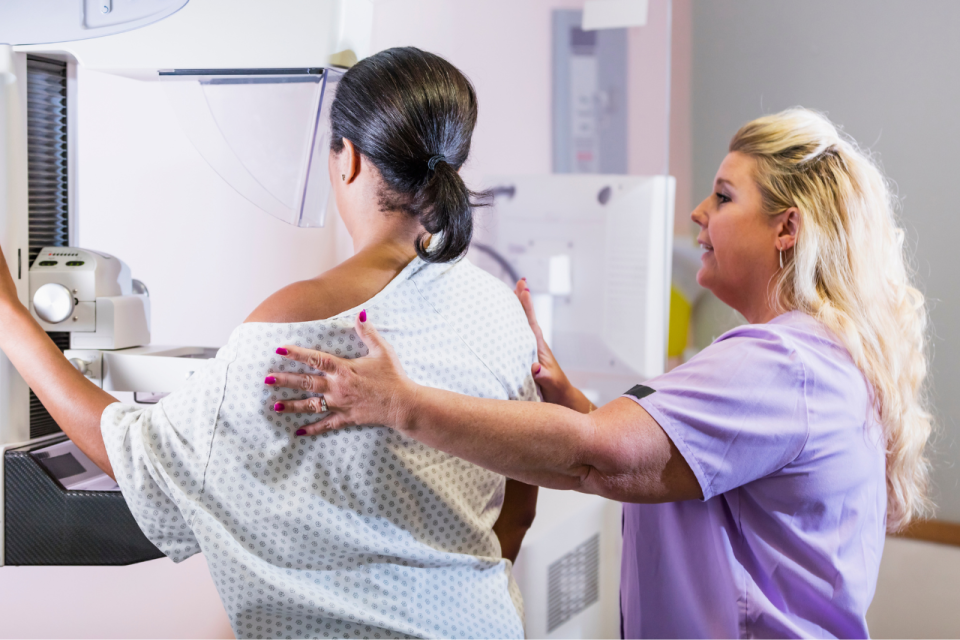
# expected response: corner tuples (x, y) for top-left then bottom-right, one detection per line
(102, 257), (538, 639)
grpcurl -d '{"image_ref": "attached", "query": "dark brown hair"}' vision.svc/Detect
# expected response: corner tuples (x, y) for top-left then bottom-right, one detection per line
(330, 47), (488, 263)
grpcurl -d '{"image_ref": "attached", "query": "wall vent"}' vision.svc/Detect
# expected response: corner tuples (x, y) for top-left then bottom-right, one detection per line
(547, 533), (600, 632)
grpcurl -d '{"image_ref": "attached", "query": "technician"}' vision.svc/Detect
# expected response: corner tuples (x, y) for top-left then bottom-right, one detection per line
(268, 108), (934, 638)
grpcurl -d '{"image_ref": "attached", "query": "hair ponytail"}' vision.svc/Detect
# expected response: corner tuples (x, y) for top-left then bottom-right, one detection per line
(329, 47), (490, 263)
(411, 159), (486, 263)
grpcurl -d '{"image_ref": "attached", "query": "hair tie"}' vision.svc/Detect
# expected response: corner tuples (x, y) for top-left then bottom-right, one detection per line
(427, 155), (447, 172)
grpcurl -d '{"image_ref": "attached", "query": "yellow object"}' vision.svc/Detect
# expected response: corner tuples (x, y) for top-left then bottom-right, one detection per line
(668, 285), (692, 358)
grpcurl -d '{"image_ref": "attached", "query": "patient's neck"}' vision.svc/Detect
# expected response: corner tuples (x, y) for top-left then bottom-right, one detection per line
(349, 211), (425, 271)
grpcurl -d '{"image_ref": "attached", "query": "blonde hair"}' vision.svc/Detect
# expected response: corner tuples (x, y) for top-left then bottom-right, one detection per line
(730, 108), (933, 532)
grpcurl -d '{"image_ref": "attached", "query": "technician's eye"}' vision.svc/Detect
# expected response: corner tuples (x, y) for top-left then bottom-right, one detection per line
(716, 192), (731, 204)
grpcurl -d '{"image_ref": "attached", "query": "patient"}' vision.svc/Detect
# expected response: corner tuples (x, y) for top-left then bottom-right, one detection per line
(0, 48), (539, 638)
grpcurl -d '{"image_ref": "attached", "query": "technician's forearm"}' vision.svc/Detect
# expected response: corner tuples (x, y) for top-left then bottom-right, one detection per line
(390, 384), (702, 504)
(0, 301), (117, 476)
(399, 384), (597, 490)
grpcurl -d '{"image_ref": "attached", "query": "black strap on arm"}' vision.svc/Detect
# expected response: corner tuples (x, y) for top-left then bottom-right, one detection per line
(624, 384), (656, 400)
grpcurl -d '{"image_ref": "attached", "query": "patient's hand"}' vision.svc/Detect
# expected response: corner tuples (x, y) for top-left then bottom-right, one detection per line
(513, 280), (595, 414)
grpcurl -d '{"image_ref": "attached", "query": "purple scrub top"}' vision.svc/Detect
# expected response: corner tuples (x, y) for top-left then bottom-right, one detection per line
(621, 311), (886, 639)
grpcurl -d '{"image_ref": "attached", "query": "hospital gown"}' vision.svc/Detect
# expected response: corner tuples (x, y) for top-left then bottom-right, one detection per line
(101, 256), (539, 639)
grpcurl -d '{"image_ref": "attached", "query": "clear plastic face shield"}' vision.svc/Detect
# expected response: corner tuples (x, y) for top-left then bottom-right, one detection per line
(160, 67), (343, 228)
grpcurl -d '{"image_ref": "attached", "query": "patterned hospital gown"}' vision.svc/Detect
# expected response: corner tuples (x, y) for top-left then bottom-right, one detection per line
(101, 256), (540, 639)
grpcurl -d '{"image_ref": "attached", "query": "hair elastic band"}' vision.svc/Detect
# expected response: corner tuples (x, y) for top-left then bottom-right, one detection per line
(427, 155), (447, 171)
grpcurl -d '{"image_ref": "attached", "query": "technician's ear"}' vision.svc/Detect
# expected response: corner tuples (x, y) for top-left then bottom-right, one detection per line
(340, 138), (361, 184)
(777, 207), (801, 251)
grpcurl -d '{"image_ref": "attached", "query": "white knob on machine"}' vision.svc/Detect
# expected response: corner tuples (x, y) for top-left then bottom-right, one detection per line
(33, 283), (75, 324)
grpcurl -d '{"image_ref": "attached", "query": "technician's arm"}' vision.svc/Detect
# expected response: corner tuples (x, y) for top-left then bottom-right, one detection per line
(0, 244), (117, 476)
(271, 321), (701, 504)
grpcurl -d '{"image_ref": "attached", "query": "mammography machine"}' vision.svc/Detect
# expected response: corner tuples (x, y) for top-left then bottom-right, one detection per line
(0, 0), (372, 567)
(470, 175), (675, 639)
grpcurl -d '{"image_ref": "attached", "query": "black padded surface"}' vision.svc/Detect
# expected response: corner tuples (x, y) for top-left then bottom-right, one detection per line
(4, 449), (164, 566)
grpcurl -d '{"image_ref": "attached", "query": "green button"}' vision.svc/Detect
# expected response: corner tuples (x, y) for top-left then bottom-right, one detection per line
(38, 261), (57, 266)
(65, 261), (85, 267)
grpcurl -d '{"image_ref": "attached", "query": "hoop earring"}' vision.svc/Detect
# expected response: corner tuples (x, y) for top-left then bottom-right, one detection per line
(779, 250), (784, 269)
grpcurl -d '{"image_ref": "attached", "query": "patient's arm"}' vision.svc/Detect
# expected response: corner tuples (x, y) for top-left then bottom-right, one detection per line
(493, 479), (539, 563)
(0, 244), (118, 476)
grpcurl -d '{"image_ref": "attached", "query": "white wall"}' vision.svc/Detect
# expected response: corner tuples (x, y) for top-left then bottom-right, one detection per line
(691, 1), (960, 634)
(0, 555), (232, 639)
(868, 538), (960, 638)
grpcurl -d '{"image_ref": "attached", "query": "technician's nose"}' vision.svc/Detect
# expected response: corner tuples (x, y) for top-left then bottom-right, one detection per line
(690, 196), (710, 228)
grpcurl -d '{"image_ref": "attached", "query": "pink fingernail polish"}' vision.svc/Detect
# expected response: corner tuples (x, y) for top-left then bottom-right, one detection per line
(276, 347), (288, 355)
(521, 277), (527, 281)
(533, 363), (542, 374)
(274, 402), (285, 411)
(295, 428), (306, 436)
(264, 376), (276, 384)
(359, 309), (367, 323)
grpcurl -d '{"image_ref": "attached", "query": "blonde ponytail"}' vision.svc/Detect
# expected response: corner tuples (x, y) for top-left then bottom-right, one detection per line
(730, 108), (933, 532)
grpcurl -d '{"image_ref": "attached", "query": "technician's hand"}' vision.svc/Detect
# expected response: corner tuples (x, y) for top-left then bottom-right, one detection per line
(514, 279), (595, 414)
(267, 312), (419, 435)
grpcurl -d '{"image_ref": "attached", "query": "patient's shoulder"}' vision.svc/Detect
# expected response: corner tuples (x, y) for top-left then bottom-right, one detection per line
(244, 277), (342, 324)
(244, 256), (407, 324)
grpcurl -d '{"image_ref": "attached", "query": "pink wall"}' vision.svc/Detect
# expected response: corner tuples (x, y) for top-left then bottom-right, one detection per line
(372, 0), (579, 183)
(669, 0), (693, 232)
(626, 0), (671, 177)
(371, 0), (679, 193)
